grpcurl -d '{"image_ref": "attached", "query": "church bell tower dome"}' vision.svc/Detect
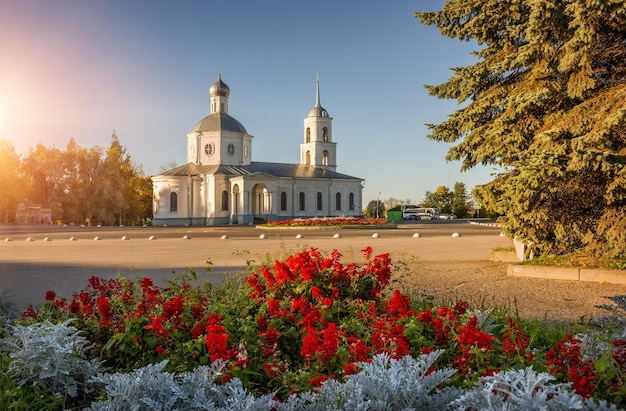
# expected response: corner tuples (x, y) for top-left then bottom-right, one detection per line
(209, 74), (230, 97)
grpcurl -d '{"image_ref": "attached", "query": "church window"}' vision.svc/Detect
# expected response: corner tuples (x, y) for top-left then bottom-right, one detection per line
(221, 190), (229, 210)
(335, 192), (341, 210)
(306, 128), (311, 143)
(349, 193), (355, 210)
(280, 192), (287, 211)
(322, 127), (328, 142)
(317, 192), (323, 211)
(205, 143), (214, 156)
(170, 192), (178, 212)
(299, 192), (305, 211)
(322, 150), (329, 166)
(227, 144), (235, 155)
(305, 151), (311, 165)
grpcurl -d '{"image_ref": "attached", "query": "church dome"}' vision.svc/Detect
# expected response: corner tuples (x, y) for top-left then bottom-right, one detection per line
(191, 113), (248, 134)
(308, 105), (329, 117)
(209, 74), (230, 97)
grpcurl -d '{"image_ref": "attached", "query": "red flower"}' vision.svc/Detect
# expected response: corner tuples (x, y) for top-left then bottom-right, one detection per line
(261, 266), (275, 288)
(386, 289), (414, 319)
(163, 295), (184, 319)
(259, 326), (282, 357)
(311, 286), (324, 301)
(320, 323), (343, 363)
(97, 295), (113, 328)
(308, 374), (330, 388)
(245, 273), (265, 299)
(456, 317), (494, 350)
(501, 318), (531, 358)
(204, 314), (234, 362)
(144, 315), (168, 337)
(274, 261), (295, 283)
(347, 336), (371, 362)
(45, 290), (56, 301)
(301, 326), (321, 363)
(546, 335), (596, 398)
(371, 318), (410, 358)
(267, 299), (281, 317)
(343, 363), (360, 376)
(362, 246), (373, 260)
(22, 306), (36, 319)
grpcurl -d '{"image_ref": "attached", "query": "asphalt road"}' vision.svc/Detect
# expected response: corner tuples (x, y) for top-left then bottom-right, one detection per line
(1, 220), (511, 311)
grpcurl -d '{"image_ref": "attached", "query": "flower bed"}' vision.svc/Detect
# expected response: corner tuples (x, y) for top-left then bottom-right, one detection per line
(259, 217), (394, 228)
(1, 247), (625, 409)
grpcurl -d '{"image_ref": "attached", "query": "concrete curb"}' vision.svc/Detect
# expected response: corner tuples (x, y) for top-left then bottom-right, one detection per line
(507, 264), (626, 285)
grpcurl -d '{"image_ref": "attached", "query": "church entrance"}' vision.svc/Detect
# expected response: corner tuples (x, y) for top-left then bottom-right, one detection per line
(251, 183), (269, 223)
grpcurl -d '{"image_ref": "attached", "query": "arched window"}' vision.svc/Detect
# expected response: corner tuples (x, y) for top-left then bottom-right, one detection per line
(322, 127), (328, 142)
(305, 150), (311, 165)
(299, 192), (306, 211)
(280, 191), (287, 211)
(349, 193), (355, 210)
(221, 190), (229, 211)
(322, 150), (329, 166)
(335, 192), (341, 210)
(170, 192), (178, 212)
(317, 192), (323, 211)
(306, 128), (311, 143)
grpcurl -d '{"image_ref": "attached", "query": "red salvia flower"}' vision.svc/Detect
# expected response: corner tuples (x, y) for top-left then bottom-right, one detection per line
(204, 314), (234, 362)
(320, 323), (343, 363)
(386, 289), (414, 319)
(97, 295), (113, 328)
(45, 290), (56, 301)
(259, 326), (282, 357)
(144, 315), (168, 337)
(301, 326), (321, 364)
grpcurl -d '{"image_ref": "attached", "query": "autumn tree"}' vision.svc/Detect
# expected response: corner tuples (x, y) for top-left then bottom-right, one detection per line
(416, 1), (626, 259)
(17, 135), (152, 225)
(0, 140), (24, 221)
(421, 185), (454, 213)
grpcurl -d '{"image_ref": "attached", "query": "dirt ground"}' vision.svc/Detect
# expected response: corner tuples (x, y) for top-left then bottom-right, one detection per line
(397, 260), (626, 323)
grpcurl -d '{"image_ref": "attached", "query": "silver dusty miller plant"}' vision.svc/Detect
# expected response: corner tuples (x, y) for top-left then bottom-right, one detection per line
(85, 351), (461, 411)
(304, 350), (464, 411)
(87, 360), (277, 411)
(454, 366), (620, 411)
(0, 318), (104, 398)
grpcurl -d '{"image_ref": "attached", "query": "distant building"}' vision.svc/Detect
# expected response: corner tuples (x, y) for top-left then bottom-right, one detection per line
(151, 74), (364, 226)
(4, 201), (52, 224)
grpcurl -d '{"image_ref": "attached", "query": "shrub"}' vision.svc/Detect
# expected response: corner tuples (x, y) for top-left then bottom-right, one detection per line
(1, 319), (104, 400)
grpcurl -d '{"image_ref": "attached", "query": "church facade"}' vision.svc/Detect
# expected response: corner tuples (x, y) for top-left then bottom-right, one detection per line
(151, 74), (364, 226)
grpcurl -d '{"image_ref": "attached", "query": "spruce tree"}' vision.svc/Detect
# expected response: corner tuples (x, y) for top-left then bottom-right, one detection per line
(416, 0), (626, 259)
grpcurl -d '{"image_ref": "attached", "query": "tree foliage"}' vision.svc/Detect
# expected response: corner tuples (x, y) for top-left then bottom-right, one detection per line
(0, 140), (25, 220)
(416, 0), (626, 259)
(10, 133), (152, 225)
(364, 200), (386, 219)
(421, 182), (471, 217)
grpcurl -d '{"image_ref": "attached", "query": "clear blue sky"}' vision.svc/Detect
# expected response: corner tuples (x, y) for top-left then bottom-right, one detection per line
(0, 0), (492, 205)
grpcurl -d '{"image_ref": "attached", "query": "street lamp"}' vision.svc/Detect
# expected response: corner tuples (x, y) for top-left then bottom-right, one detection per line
(376, 192), (381, 219)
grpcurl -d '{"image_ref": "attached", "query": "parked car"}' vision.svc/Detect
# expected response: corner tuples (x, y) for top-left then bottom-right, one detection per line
(403, 214), (418, 220)
(439, 214), (457, 220)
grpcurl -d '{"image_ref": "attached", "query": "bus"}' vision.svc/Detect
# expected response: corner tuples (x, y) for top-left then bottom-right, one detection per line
(402, 207), (440, 220)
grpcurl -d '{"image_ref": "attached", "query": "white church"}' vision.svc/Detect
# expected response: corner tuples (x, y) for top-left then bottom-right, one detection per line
(151, 74), (364, 226)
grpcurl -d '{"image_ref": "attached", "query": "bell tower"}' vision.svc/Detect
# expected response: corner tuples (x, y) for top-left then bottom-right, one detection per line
(300, 74), (337, 171)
